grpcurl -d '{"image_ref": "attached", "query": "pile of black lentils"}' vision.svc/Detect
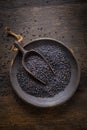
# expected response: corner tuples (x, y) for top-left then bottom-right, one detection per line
(17, 43), (71, 98)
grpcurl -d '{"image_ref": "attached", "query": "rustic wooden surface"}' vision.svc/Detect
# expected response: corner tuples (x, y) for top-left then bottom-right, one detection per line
(0, 0), (87, 130)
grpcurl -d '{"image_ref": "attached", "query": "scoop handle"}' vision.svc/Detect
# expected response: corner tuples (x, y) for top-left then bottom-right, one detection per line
(14, 41), (27, 55)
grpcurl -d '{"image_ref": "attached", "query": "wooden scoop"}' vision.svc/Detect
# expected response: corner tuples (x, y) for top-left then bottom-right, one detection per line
(14, 41), (55, 85)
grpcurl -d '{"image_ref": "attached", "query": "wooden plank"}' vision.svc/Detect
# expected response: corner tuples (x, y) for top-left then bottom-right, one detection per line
(0, 1), (87, 130)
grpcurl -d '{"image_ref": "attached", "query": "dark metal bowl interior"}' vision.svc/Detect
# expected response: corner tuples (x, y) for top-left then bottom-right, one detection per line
(10, 38), (80, 107)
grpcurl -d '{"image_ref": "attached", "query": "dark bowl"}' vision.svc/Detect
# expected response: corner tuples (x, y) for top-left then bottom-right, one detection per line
(10, 38), (80, 107)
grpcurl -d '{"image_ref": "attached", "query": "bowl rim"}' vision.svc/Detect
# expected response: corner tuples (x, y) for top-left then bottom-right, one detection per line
(9, 38), (80, 107)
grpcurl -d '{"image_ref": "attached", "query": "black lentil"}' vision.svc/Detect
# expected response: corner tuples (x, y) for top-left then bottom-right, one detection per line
(17, 44), (71, 98)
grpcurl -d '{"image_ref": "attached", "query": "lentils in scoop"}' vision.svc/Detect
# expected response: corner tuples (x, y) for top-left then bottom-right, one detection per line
(17, 44), (71, 97)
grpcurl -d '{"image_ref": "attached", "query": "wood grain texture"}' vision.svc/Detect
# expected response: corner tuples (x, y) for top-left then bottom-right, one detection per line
(0, 0), (87, 130)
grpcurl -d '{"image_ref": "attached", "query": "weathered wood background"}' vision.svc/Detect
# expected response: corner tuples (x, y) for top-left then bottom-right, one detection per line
(0, 0), (87, 130)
